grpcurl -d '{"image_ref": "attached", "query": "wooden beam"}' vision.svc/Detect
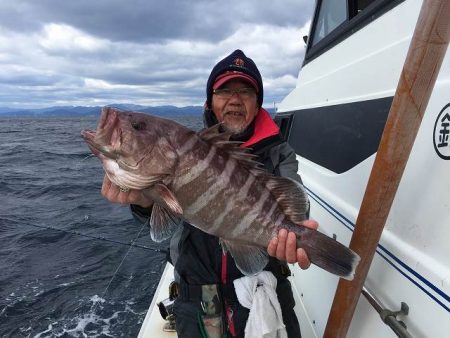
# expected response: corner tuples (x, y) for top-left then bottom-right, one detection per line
(324, 0), (450, 337)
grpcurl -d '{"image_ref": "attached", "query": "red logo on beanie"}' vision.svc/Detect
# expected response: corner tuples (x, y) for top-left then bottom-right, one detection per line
(233, 58), (245, 67)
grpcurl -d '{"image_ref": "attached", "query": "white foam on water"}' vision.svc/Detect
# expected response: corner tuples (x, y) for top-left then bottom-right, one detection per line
(30, 295), (144, 338)
(58, 311), (114, 338)
(34, 322), (58, 338)
(89, 295), (105, 304)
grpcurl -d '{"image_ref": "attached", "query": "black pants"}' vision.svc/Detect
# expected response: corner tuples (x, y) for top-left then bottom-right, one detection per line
(173, 279), (301, 338)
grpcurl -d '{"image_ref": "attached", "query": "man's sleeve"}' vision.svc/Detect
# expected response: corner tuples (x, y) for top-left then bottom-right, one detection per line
(130, 204), (152, 225)
(276, 142), (303, 184)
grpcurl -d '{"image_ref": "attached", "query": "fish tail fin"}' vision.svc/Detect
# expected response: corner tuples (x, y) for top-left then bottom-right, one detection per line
(294, 226), (360, 280)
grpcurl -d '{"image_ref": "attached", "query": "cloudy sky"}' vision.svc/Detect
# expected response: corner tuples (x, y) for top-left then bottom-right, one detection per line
(0, 0), (314, 109)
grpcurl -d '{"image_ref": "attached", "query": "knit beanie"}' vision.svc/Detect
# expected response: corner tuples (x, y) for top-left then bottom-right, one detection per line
(206, 49), (264, 108)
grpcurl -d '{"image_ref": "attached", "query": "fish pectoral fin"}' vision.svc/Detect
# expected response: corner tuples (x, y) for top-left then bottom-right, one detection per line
(144, 184), (183, 242)
(143, 183), (183, 216)
(221, 239), (268, 275)
(266, 177), (310, 224)
(149, 204), (181, 242)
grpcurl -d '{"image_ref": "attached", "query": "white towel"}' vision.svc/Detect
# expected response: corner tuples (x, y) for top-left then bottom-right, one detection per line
(233, 271), (288, 338)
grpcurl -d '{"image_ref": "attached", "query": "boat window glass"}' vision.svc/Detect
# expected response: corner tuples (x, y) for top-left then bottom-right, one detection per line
(357, 0), (376, 13)
(312, 0), (348, 46)
(304, 0), (404, 64)
(287, 97), (392, 173)
(274, 114), (293, 141)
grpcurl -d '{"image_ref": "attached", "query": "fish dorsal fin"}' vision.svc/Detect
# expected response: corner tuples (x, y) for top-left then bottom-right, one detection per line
(198, 125), (266, 171)
(149, 204), (181, 242)
(198, 124), (232, 143)
(221, 239), (269, 275)
(266, 176), (309, 224)
(224, 147), (265, 170)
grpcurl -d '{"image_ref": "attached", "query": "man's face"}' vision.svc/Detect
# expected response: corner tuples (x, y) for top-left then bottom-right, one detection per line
(211, 79), (259, 135)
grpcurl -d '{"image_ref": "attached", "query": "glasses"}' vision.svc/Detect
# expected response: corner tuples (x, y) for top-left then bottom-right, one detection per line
(213, 87), (256, 99)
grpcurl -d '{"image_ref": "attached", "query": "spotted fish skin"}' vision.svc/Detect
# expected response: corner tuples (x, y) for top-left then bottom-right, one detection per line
(82, 107), (360, 279)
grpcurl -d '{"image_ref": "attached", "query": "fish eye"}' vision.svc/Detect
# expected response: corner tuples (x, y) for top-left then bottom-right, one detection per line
(131, 121), (146, 131)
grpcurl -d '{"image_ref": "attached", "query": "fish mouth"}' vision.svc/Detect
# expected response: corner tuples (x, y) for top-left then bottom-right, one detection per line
(81, 129), (116, 159)
(81, 129), (99, 155)
(81, 129), (96, 143)
(81, 107), (124, 160)
(81, 111), (144, 168)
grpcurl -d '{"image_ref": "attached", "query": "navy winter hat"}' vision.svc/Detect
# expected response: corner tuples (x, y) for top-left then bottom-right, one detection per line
(206, 49), (264, 108)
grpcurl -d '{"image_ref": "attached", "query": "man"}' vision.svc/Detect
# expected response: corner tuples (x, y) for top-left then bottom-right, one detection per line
(102, 49), (318, 337)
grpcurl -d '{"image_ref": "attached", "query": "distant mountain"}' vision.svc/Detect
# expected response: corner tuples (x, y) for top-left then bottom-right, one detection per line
(0, 106), (101, 117)
(140, 105), (203, 115)
(0, 104), (276, 117)
(0, 105), (204, 117)
(0, 107), (22, 114)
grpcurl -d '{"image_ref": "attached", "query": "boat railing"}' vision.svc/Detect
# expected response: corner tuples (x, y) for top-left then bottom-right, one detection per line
(361, 286), (412, 338)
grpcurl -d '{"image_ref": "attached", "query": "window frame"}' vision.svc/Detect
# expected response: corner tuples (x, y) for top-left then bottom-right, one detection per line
(274, 113), (294, 142)
(304, 0), (405, 65)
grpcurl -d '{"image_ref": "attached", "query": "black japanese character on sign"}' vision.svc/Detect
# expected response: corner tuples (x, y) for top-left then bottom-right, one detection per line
(433, 104), (450, 160)
(437, 113), (449, 148)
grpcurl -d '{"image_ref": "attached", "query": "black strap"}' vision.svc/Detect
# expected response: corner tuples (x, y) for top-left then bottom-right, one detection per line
(179, 281), (204, 301)
(179, 280), (239, 305)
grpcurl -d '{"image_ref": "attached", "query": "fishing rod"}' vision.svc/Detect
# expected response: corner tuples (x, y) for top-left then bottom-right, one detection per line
(92, 221), (149, 314)
(24, 222), (168, 254)
(23, 222), (170, 314)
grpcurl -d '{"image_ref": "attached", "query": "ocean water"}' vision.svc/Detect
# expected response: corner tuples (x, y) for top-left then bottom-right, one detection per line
(0, 115), (203, 337)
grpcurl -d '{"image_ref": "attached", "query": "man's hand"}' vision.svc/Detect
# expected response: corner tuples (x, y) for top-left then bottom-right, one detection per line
(101, 175), (153, 208)
(267, 220), (319, 269)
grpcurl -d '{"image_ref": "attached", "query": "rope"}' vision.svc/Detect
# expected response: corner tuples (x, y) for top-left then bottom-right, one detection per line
(25, 222), (168, 254)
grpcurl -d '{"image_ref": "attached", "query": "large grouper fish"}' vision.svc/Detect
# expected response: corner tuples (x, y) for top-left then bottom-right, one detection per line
(82, 107), (359, 279)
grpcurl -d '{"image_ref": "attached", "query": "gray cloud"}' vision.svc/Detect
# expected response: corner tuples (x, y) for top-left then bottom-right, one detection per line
(0, 0), (313, 42)
(0, 1), (314, 109)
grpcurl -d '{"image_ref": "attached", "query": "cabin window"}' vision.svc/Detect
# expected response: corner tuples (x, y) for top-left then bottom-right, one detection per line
(287, 97), (392, 173)
(312, 0), (348, 46)
(274, 114), (293, 141)
(356, 0), (376, 12)
(304, 0), (405, 64)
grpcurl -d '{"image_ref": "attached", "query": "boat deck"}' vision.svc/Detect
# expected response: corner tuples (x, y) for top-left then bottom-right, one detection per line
(138, 263), (177, 338)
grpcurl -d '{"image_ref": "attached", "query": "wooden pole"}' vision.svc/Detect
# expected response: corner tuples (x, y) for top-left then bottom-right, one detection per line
(324, 0), (450, 337)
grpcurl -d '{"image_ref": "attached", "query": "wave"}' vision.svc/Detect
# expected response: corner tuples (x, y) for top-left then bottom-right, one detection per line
(0, 116), (201, 336)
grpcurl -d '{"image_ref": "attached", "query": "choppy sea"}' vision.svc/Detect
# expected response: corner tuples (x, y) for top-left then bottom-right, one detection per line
(0, 115), (203, 337)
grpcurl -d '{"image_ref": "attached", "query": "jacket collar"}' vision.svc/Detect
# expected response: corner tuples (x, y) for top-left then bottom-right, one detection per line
(203, 106), (280, 148)
(241, 108), (280, 148)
